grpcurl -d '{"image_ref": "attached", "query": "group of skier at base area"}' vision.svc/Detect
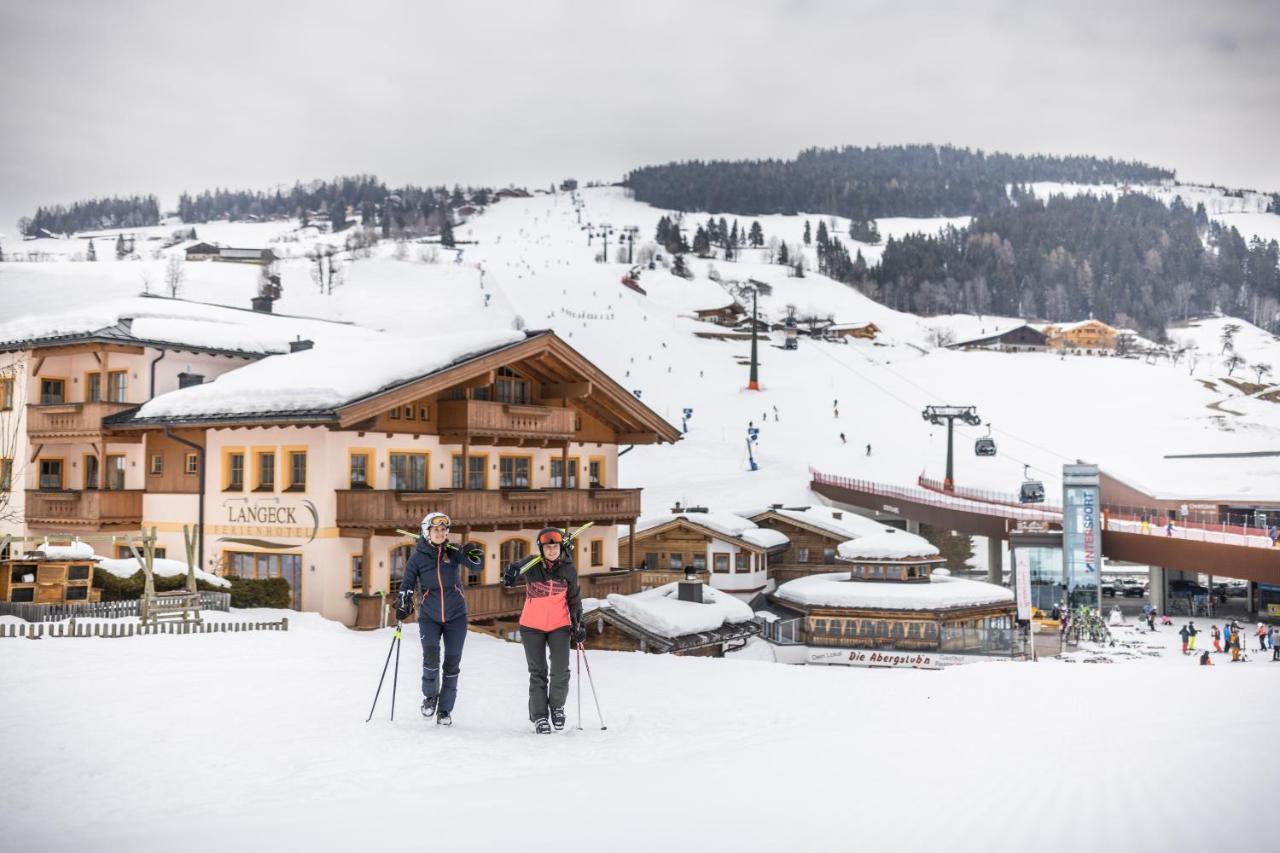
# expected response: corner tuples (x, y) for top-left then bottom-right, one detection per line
(392, 511), (585, 733)
(1176, 618), (1279, 663)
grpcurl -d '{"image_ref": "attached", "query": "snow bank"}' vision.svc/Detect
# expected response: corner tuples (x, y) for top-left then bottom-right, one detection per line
(605, 582), (754, 638)
(137, 329), (525, 418)
(94, 557), (231, 588)
(836, 529), (939, 560)
(775, 571), (1013, 611)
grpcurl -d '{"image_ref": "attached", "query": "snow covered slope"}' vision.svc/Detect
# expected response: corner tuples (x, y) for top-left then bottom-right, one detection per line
(4, 186), (1279, 510)
(0, 609), (1271, 852)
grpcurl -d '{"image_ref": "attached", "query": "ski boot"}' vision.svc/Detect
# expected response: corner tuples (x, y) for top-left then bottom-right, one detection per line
(437, 711), (452, 727)
(533, 716), (552, 734)
(421, 696), (437, 718)
(550, 707), (566, 731)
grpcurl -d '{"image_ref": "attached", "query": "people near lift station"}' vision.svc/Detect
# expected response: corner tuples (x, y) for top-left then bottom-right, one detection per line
(1199, 650), (1213, 666)
(1269, 524), (1279, 547)
(1271, 625), (1279, 661)
(840, 432), (847, 444)
(1179, 622), (1190, 655)
(1221, 621), (1232, 654)
(1141, 517), (1151, 535)
(1257, 622), (1269, 652)
(1186, 621), (1197, 651)
(1229, 622), (1243, 662)
(1160, 612), (1172, 625)
(1166, 518), (1174, 536)
(1211, 623), (1222, 653)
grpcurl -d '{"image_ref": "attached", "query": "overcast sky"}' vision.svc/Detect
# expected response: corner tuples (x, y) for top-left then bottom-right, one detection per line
(1, 0), (1278, 236)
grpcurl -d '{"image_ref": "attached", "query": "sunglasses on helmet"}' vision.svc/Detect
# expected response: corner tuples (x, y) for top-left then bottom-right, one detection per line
(423, 513), (451, 529)
(537, 530), (565, 545)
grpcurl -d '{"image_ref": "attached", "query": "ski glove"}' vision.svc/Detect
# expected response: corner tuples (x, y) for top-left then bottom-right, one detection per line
(501, 562), (522, 588)
(394, 588), (415, 621)
(572, 621), (587, 644)
(463, 545), (484, 566)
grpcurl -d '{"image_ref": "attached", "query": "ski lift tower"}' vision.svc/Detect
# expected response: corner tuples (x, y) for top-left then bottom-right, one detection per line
(921, 405), (982, 492)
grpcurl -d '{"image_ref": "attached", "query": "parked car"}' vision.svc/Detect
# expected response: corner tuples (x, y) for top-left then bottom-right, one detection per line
(1120, 579), (1146, 597)
(1169, 579), (1209, 597)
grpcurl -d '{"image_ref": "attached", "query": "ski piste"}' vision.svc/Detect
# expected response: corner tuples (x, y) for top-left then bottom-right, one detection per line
(516, 522), (595, 574)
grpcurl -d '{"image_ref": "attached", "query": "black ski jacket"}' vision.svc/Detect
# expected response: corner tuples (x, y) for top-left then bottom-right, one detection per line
(402, 538), (481, 623)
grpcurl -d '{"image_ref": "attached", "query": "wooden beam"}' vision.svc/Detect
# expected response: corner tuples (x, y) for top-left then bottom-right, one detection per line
(32, 342), (145, 358)
(460, 370), (496, 390)
(616, 432), (659, 444)
(541, 381), (592, 400)
(32, 356), (45, 377)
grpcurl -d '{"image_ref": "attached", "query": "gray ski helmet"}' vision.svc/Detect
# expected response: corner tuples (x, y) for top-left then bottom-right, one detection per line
(421, 511), (451, 538)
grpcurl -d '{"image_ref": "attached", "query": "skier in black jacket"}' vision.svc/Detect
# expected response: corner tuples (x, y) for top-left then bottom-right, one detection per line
(395, 511), (483, 726)
(502, 527), (584, 733)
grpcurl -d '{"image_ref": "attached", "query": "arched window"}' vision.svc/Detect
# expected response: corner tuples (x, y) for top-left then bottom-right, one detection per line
(500, 538), (529, 569)
(389, 544), (412, 595)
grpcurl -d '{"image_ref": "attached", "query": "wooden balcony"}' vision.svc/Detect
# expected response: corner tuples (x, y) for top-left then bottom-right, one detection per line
(27, 402), (137, 442)
(436, 400), (575, 444)
(337, 487), (642, 532)
(25, 489), (144, 531)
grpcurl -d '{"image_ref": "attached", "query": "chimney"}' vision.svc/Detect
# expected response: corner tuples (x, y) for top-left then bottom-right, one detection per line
(671, 501), (683, 514)
(678, 580), (703, 604)
(251, 295), (274, 313)
(178, 372), (204, 389)
(289, 337), (314, 353)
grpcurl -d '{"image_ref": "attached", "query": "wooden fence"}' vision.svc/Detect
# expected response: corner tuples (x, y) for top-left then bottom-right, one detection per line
(0, 591), (231, 623)
(0, 618), (288, 639)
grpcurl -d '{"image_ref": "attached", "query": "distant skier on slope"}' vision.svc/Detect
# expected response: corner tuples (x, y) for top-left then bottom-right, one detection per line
(502, 527), (584, 734)
(395, 512), (483, 727)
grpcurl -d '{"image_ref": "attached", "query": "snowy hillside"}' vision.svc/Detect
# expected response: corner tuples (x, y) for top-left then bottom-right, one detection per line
(4, 187), (1280, 510)
(0, 609), (1273, 853)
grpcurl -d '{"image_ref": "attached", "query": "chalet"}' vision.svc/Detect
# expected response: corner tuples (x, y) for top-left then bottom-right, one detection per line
(184, 244), (278, 266)
(769, 530), (1020, 667)
(948, 324), (1049, 353)
(494, 188), (531, 199)
(1040, 319), (1118, 354)
(825, 322), (880, 341)
(692, 302), (746, 327)
(98, 329), (679, 626)
(618, 505), (789, 598)
(746, 505), (896, 581)
(582, 579), (759, 656)
(745, 278), (773, 296)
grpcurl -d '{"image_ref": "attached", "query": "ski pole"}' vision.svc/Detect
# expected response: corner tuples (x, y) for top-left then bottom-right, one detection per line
(391, 621), (401, 722)
(365, 621), (402, 723)
(578, 642), (607, 730)
(576, 643), (583, 731)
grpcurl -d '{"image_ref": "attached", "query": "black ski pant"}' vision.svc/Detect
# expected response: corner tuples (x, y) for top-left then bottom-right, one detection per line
(521, 626), (571, 721)
(419, 615), (467, 715)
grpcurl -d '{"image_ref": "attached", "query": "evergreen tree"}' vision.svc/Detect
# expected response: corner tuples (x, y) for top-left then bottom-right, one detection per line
(777, 242), (790, 266)
(86, 239), (96, 261)
(671, 253), (691, 279)
(655, 216), (671, 246)
(330, 199), (348, 232)
(115, 233), (127, 259)
(692, 226), (711, 256)
(803, 221), (811, 245)
(440, 214), (456, 248)
(749, 221), (764, 247)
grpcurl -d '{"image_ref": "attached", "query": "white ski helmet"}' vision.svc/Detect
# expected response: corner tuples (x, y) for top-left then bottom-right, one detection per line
(420, 511), (451, 538)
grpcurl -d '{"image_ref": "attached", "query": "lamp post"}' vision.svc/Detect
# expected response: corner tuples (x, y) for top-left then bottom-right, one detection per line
(747, 288), (760, 390)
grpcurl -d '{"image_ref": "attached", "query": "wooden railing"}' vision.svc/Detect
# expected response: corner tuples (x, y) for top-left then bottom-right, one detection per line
(436, 400), (575, 441)
(336, 487), (641, 530)
(770, 564), (843, 585)
(27, 402), (134, 439)
(463, 568), (691, 621)
(25, 489), (144, 529)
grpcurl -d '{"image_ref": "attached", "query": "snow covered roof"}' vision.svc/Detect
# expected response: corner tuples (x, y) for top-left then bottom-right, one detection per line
(746, 506), (896, 541)
(604, 582), (756, 639)
(634, 510), (789, 551)
(836, 530), (940, 560)
(0, 295), (368, 358)
(124, 329), (527, 422)
(775, 570), (1014, 612)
